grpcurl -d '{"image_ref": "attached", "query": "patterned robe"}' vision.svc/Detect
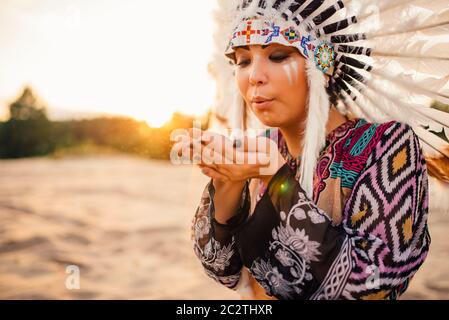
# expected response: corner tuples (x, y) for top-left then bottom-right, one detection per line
(191, 118), (431, 300)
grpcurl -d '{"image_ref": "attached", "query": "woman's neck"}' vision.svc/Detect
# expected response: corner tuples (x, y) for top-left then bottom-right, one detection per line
(279, 107), (348, 159)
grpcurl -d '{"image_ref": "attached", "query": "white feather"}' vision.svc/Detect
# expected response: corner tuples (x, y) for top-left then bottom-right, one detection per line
(370, 69), (449, 105)
(301, 55), (330, 198)
(340, 90), (375, 121)
(365, 79), (449, 131)
(209, 0), (449, 189)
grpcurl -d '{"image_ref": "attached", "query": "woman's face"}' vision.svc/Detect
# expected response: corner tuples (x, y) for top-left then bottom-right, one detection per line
(234, 43), (308, 129)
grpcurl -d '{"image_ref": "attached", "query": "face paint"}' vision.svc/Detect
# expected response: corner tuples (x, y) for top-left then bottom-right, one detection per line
(290, 60), (299, 83)
(282, 60), (299, 85)
(282, 63), (293, 85)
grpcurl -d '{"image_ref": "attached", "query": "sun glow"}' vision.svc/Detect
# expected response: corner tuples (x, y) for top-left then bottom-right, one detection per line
(0, 0), (217, 127)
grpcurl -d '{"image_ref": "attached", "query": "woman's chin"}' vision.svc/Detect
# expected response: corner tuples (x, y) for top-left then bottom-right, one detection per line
(256, 114), (282, 128)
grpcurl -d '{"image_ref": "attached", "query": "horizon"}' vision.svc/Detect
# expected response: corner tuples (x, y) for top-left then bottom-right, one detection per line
(0, 85), (210, 126)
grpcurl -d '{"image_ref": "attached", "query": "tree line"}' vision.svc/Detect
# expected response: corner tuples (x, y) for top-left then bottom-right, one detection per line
(0, 87), (208, 159)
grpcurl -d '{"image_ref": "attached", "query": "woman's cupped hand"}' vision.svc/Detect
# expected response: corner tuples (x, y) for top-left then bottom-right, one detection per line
(173, 129), (286, 185)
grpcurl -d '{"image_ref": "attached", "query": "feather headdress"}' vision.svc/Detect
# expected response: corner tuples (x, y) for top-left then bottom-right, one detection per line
(209, 0), (449, 196)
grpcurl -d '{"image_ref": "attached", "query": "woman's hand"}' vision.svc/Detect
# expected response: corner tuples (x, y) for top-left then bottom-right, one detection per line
(178, 130), (286, 185)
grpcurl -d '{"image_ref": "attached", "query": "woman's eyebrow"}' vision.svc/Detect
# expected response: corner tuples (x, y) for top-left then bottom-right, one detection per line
(236, 45), (271, 51)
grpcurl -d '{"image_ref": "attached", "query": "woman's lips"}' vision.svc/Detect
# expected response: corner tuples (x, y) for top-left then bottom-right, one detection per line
(251, 97), (274, 111)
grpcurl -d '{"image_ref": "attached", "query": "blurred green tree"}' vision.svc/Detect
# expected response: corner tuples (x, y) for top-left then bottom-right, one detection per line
(9, 86), (48, 121)
(0, 86), (210, 159)
(0, 86), (53, 158)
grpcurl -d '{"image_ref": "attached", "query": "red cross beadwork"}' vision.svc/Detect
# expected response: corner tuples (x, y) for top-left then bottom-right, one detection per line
(234, 20), (261, 44)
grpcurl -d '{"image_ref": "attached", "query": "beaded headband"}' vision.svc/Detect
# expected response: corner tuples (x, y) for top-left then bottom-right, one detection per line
(225, 18), (336, 75)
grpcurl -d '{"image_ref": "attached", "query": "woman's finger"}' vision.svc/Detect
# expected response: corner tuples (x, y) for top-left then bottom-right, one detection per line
(201, 131), (235, 163)
(198, 163), (218, 171)
(176, 137), (212, 165)
(177, 138), (222, 169)
(200, 166), (230, 182)
(200, 143), (227, 166)
(239, 136), (276, 155)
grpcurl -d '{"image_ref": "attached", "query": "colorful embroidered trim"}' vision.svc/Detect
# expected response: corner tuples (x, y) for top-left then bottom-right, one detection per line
(225, 19), (335, 75)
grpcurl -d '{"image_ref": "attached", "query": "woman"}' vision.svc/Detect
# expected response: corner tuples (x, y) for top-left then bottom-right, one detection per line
(187, 0), (443, 300)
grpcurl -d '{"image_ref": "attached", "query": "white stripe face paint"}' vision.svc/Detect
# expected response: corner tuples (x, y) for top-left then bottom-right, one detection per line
(291, 60), (298, 82)
(282, 63), (292, 84)
(282, 60), (299, 85)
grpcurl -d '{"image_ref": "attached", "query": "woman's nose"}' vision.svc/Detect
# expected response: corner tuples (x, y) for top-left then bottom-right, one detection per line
(248, 58), (268, 86)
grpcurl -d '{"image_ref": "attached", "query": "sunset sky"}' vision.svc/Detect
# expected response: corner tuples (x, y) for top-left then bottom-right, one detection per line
(0, 0), (217, 127)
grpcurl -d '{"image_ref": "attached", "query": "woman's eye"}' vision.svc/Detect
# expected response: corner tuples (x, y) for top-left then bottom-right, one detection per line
(270, 54), (289, 62)
(236, 59), (250, 67)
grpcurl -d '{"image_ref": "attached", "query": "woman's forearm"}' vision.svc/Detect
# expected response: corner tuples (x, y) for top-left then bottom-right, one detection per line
(212, 179), (247, 225)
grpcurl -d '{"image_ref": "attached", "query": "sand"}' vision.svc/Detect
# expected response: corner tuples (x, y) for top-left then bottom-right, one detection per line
(0, 155), (447, 299)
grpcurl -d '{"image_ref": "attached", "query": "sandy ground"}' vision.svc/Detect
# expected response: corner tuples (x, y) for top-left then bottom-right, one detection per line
(0, 155), (448, 299)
